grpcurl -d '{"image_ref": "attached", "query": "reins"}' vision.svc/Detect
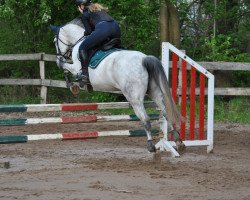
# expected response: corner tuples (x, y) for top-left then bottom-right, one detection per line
(55, 27), (85, 60)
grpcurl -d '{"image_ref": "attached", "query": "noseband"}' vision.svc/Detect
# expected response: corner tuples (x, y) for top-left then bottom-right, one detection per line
(55, 28), (85, 60)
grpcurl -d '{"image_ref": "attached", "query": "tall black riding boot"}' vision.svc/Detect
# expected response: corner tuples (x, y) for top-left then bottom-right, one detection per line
(78, 50), (90, 84)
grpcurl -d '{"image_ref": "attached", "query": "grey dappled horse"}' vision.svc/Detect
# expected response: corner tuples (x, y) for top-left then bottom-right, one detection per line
(50, 18), (185, 153)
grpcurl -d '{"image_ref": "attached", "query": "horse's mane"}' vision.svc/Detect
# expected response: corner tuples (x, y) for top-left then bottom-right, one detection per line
(66, 17), (84, 29)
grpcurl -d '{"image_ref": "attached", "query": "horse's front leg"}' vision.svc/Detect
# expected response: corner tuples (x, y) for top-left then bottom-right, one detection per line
(56, 56), (82, 78)
(128, 100), (156, 152)
(63, 70), (80, 95)
(63, 70), (72, 88)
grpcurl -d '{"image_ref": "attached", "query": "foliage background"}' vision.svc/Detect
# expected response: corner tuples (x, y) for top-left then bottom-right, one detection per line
(0, 0), (249, 123)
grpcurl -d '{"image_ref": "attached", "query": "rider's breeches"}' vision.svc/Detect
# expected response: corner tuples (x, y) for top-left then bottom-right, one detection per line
(78, 20), (121, 54)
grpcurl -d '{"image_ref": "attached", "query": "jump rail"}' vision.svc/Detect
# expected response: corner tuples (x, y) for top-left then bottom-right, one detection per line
(0, 130), (160, 144)
(0, 102), (156, 112)
(0, 102), (160, 148)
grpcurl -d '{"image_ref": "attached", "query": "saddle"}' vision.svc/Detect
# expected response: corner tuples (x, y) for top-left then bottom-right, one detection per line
(87, 38), (122, 62)
(101, 38), (122, 51)
(76, 38), (122, 92)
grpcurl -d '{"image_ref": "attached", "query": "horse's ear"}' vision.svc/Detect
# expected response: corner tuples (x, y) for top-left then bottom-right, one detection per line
(50, 24), (59, 34)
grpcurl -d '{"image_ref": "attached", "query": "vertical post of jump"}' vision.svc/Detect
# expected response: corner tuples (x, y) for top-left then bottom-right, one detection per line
(40, 53), (47, 104)
(159, 42), (214, 154)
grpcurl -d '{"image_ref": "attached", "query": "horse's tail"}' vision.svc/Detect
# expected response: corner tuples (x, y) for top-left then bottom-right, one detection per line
(142, 55), (182, 125)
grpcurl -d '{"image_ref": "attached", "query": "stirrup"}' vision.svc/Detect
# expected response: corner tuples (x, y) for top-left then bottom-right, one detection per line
(75, 72), (88, 81)
(77, 73), (90, 86)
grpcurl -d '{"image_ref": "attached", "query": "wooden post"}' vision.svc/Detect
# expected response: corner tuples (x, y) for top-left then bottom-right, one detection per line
(39, 53), (47, 104)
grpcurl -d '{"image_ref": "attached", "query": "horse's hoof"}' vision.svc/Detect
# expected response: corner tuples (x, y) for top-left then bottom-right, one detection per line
(147, 140), (156, 153)
(176, 140), (186, 154)
(70, 84), (80, 96)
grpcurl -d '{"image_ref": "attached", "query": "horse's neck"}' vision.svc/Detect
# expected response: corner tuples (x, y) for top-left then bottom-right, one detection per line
(62, 24), (85, 44)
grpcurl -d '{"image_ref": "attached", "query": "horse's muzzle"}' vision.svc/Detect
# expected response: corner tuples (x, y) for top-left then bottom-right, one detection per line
(56, 56), (66, 69)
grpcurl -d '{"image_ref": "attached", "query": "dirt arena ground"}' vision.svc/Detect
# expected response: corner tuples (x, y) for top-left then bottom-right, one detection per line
(0, 117), (249, 200)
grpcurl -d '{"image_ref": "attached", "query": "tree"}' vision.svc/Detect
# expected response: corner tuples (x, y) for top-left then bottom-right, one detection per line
(177, 0), (250, 58)
(0, 0), (77, 53)
(160, 0), (180, 48)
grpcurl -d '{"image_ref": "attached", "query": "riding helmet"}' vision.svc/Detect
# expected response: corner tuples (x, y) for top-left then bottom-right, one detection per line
(75, 0), (92, 6)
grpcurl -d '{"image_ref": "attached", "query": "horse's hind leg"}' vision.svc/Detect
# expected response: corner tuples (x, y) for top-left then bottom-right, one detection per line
(128, 100), (156, 152)
(148, 80), (173, 132)
(148, 81), (186, 153)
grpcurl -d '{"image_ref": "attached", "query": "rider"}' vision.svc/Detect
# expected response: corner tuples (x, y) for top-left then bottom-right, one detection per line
(75, 0), (121, 84)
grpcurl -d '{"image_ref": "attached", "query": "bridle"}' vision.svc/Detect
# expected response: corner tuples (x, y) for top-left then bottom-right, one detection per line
(55, 27), (85, 61)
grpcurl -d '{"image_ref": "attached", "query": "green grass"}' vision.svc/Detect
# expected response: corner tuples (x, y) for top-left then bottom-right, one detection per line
(0, 86), (41, 104)
(214, 97), (250, 124)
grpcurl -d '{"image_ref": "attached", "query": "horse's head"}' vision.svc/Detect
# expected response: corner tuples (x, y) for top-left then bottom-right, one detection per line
(50, 24), (70, 60)
(50, 18), (85, 65)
